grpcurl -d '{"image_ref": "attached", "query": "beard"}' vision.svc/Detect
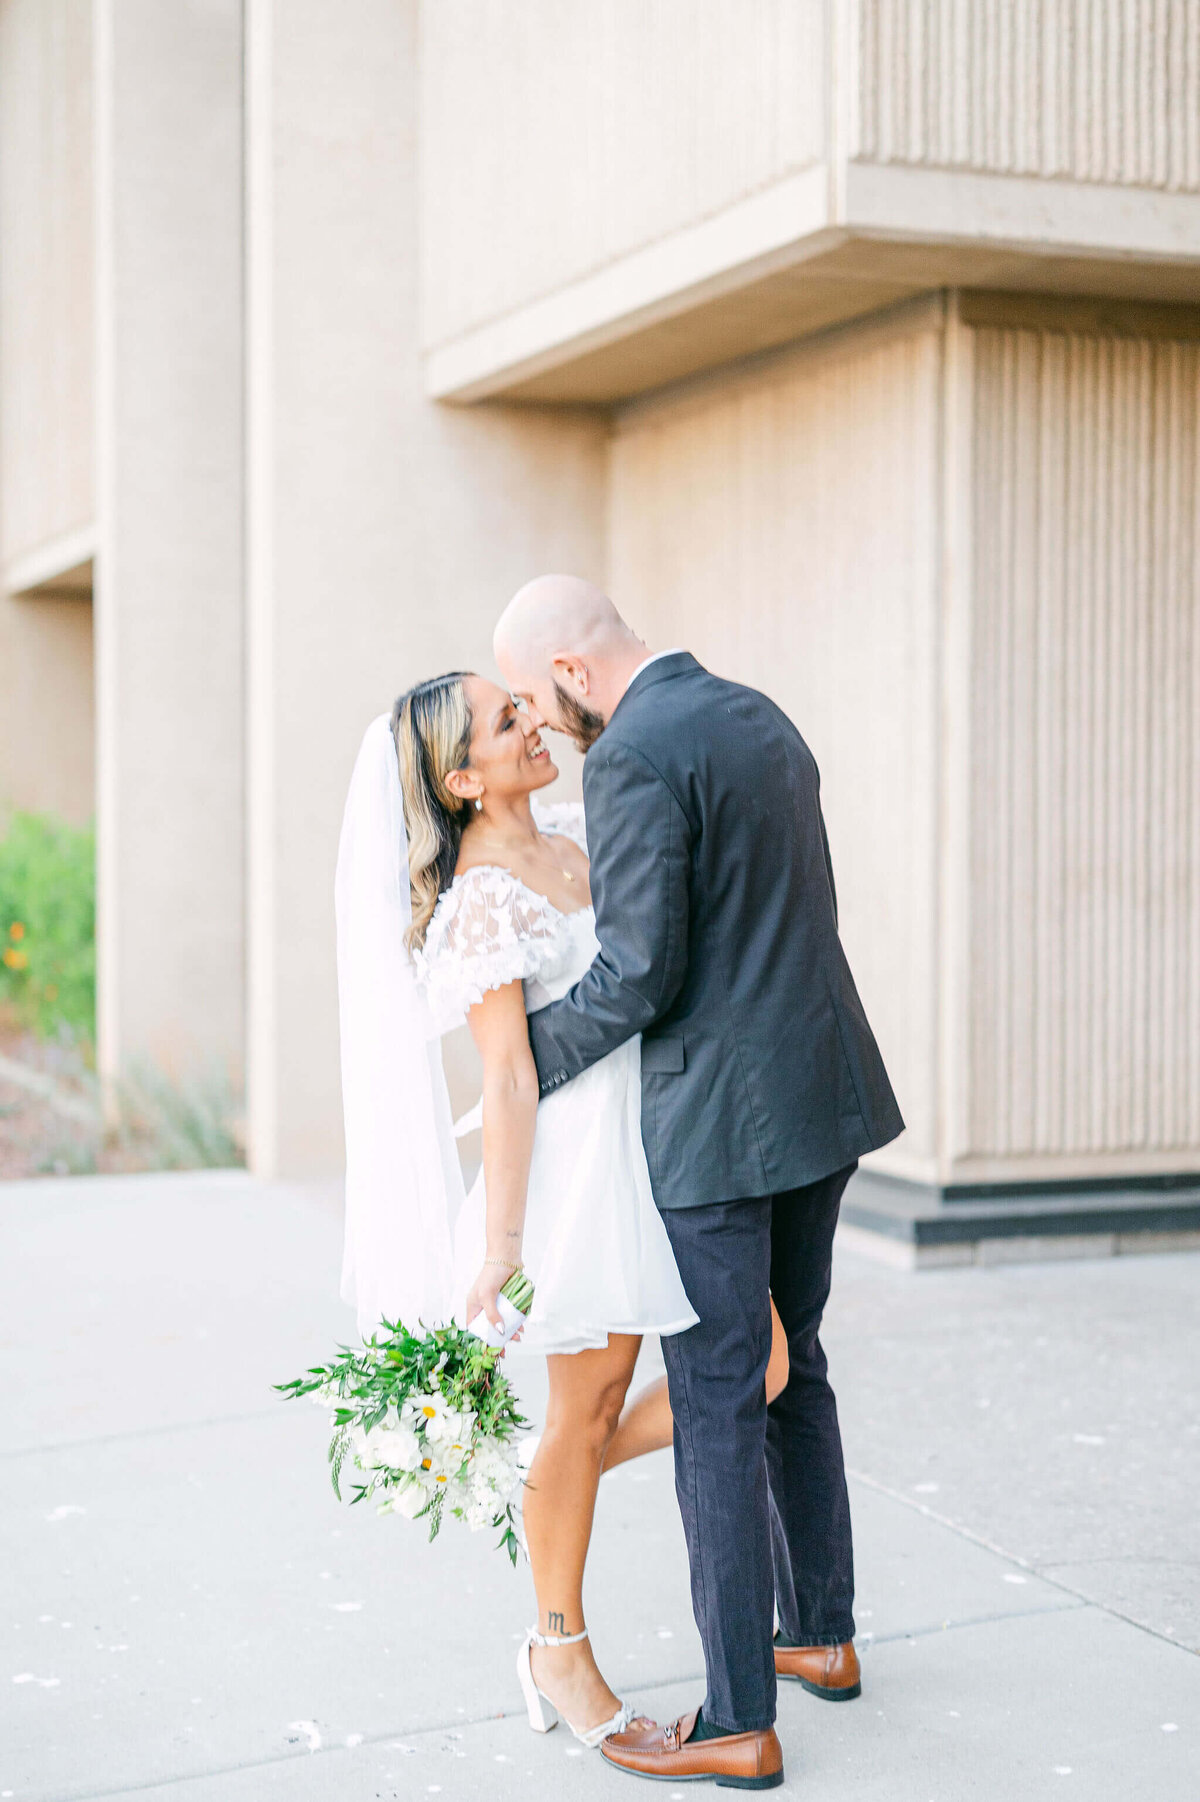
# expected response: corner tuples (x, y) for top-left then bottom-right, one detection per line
(553, 680), (606, 752)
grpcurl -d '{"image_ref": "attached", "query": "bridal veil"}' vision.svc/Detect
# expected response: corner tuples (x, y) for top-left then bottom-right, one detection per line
(334, 713), (463, 1339)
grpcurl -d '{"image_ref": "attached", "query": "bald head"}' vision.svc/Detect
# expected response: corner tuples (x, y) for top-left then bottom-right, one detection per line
(494, 575), (634, 668)
(494, 575), (648, 749)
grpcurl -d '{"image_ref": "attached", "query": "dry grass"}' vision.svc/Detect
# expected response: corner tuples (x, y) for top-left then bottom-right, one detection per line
(0, 1006), (244, 1179)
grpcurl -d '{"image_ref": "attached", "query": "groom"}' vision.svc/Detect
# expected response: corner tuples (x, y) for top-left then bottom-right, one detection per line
(494, 576), (903, 1789)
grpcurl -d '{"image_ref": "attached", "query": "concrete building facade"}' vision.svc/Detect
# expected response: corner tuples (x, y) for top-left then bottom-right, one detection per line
(1, 2), (1197, 1258)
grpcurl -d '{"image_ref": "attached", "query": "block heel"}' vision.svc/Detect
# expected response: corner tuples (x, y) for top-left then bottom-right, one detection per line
(716, 1770), (786, 1789)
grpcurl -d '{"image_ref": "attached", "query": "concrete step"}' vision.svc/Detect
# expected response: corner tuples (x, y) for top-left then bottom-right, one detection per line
(840, 1168), (1200, 1268)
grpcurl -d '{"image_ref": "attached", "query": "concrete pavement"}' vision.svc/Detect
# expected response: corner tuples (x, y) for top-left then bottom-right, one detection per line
(2, 1171), (1197, 1801)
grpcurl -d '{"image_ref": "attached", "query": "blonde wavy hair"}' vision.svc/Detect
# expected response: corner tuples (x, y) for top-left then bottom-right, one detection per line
(392, 673), (475, 952)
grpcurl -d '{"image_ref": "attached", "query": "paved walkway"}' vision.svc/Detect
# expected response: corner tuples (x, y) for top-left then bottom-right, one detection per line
(2, 1171), (1198, 1801)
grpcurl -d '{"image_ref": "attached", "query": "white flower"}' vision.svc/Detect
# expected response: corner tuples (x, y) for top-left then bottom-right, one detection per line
(354, 1415), (426, 1474)
(398, 1437), (427, 1473)
(407, 1389), (475, 1445)
(415, 1443), (460, 1488)
(472, 1439), (518, 1489)
(382, 1425), (425, 1473)
(426, 1405), (472, 1446)
(411, 1392), (447, 1433)
(352, 1427), (386, 1470)
(389, 1479), (429, 1520)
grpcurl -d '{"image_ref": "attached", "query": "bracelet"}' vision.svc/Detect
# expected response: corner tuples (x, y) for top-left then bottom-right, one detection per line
(484, 1255), (522, 1270)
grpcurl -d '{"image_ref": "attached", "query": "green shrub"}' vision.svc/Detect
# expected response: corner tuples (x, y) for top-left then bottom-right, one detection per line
(116, 1057), (245, 1169)
(0, 812), (96, 1040)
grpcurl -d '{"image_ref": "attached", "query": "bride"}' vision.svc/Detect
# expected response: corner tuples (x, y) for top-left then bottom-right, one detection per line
(336, 670), (788, 1748)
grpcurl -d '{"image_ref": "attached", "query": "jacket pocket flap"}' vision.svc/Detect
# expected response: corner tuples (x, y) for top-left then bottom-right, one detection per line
(641, 1036), (686, 1073)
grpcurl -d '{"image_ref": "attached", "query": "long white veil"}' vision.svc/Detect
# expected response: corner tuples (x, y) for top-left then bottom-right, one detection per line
(335, 714), (463, 1340)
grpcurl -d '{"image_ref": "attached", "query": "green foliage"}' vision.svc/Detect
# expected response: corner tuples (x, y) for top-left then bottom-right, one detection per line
(35, 1128), (101, 1177)
(0, 811), (95, 1039)
(0, 809), (243, 1173)
(277, 1316), (528, 1453)
(116, 1057), (244, 1169)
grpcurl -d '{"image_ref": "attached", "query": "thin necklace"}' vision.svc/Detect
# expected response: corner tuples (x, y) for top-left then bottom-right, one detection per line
(473, 827), (577, 884)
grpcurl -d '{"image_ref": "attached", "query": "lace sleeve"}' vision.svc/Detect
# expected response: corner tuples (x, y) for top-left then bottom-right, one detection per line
(531, 796), (587, 855)
(415, 866), (560, 1032)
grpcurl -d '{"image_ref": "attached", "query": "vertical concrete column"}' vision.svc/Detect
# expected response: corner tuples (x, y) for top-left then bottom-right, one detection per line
(954, 294), (1200, 1189)
(245, 0), (605, 1177)
(93, 0), (244, 1084)
(0, 0), (96, 826)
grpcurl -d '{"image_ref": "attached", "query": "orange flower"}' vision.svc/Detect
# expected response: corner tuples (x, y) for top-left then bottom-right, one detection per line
(3, 946), (27, 970)
(8, 922), (24, 940)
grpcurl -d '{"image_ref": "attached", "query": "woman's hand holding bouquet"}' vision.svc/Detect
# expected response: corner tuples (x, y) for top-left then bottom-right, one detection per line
(277, 1271), (535, 1563)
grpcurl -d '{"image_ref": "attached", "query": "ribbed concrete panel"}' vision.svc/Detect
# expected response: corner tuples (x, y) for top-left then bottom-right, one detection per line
(968, 324), (1200, 1165)
(420, 0), (825, 346)
(610, 308), (944, 1174)
(0, 0), (94, 571)
(855, 0), (1200, 192)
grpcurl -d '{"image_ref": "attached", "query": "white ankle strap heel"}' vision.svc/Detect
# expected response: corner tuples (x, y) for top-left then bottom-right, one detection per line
(516, 1625), (637, 1749)
(528, 1624), (589, 1648)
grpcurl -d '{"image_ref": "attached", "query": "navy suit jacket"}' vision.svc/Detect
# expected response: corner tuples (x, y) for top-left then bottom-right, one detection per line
(527, 653), (903, 1208)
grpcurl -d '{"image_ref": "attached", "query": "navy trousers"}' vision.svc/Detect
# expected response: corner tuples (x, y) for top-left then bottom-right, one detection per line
(659, 1163), (857, 1733)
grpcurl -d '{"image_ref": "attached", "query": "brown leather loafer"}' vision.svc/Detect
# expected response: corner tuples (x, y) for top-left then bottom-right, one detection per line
(600, 1709), (784, 1789)
(774, 1637), (861, 1700)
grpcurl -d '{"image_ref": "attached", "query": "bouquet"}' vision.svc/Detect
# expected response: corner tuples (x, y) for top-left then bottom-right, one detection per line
(277, 1271), (535, 1563)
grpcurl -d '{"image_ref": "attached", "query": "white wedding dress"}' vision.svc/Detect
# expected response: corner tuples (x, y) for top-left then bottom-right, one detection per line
(415, 801), (698, 1356)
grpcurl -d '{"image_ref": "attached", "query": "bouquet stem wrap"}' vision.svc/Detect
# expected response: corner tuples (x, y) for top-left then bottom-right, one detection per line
(466, 1269), (535, 1350)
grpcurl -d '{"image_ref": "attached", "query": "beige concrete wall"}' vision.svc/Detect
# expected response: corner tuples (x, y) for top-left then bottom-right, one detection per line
(853, 0), (1200, 190)
(421, 2), (1200, 410)
(611, 288), (1200, 1190)
(609, 301), (946, 1181)
(0, 0), (94, 577)
(956, 305), (1200, 1182)
(93, 0), (244, 1084)
(0, 587), (94, 825)
(246, 0), (606, 1178)
(419, 0), (826, 349)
